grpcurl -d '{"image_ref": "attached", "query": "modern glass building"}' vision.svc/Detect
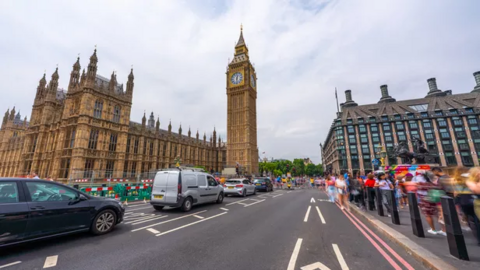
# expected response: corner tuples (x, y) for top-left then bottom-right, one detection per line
(322, 71), (480, 175)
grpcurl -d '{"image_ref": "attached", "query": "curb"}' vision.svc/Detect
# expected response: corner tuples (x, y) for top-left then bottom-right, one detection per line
(348, 202), (456, 270)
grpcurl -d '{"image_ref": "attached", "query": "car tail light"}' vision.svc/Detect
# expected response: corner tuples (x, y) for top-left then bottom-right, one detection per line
(178, 184), (182, 194)
(223, 184), (227, 187)
(236, 184), (243, 188)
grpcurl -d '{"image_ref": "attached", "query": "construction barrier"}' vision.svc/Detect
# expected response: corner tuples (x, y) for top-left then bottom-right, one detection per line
(79, 184), (152, 202)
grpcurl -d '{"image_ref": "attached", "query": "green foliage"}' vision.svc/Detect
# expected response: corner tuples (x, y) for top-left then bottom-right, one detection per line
(194, 165), (207, 171)
(305, 163), (316, 176)
(257, 159), (323, 177)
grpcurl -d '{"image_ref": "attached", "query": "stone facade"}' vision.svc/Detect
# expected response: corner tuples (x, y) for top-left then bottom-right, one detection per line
(323, 75), (480, 175)
(226, 28), (259, 175)
(0, 49), (226, 181)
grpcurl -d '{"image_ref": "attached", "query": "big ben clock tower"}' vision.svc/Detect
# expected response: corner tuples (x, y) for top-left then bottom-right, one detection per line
(226, 26), (258, 175)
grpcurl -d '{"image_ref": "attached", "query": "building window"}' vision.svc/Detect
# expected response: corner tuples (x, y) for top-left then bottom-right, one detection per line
(372, 133), (380, 143)
(425, 129), (434, 140)
(421, 112), (428, 118)
(409, 121), (418, 129)
(461, 152), (473, 166)
(109, 133), (118, 152)
(134, 138), (139, 154)
(445, 152), (456, 166)
(350, 145), (357, 154)
(126, 136), (131, 153)
(351, 155), (359, 169)
(410, 130), (419, 138)
(382, 123), (391, 131)
(347, 126), (355, 133)
(409, 104), (428, 112)
(435, 110), (443, 116)
(123, 161), (128, 178)
(60, 158), (70, 179)
(163, 143), (167, 156)
(150, 142), (154, 156)
(407, 113), (415, 119)
(395, 122), (404, 130)
(130, 162), (137, 177)
(394, 114), (401, 120)
(360, 134), (368, 143)
(452, 117), (463, 126)
(348, 135), (356, 144)
(468, 116), (478, 125)
(370, 124), (378, 132)
(31, 135), (38, 153)
(143, 139), (147, 155)
(397, 131), (406, 141)
(362, 144), (369, 154)
(439, 128), (450, 138)
(113, 105), (121, 123)
(88, 129), (99, 149)
(427, 140), (437, 151)
(347, 119), (353, 124)
(423, 119), (432, 128)
(384, 132), (392, 142)
(450, 109), (458, 115)
(458, 139), (470, 151)
(465, 107), (474, 113)
(381, 115), (388, 121)
(64, 128), (76, 149)
(84, 159), (94, 178)
(369, 117), (376, 123)
(358, 118), (364, 123)
(359, 125), (366, 133)
(442, 140), (453, 151)
(94, 100), (103, 119)
(455, 127), (466, 139)
(437, 118), (447, 127)
(105, 160), (114, 178)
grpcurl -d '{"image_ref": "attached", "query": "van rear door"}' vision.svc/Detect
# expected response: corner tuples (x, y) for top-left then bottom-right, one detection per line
(152, 172), (169, 202)
(165, 172), (180, 204)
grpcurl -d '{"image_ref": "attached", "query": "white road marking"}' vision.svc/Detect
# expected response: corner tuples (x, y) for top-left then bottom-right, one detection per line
(287, 238), (303, 270)
(244, 199), (265, 207)
(0, 261), (21, 269)
(272, 194), (283, 198)
(147, 228), (160, 234)
(156, 212), (227, 236)
(131, 210), (207, 232)
(317, 199), (330, 202)
(226, 199), (250, 206)
(332, 244), (349, 270)
(126, 206), (153, 212)
(126, 203), (151, 208)
(125, 215), (164, 224)
(301, 262), (331, 270)
(237, 202), (249, 206)
(132, 215), (168, 225)
(43, 255), (58, 268)
(193, 215), (204, 219)
(316, 206), (326, 224)
(304, 206), (311, 222)
(310, 197), (316, 203)
(287, 191), (292, 193)
(249, 198), (261, 202)
(220, 208), (229, 211)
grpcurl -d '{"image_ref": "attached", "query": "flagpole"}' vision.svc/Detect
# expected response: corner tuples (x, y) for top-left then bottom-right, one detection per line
(335, 87), (340, 113)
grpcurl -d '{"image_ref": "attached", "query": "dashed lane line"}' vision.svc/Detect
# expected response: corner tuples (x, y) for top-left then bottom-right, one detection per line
(125, 215), (164, 224)
(43, 255), (58, 268)
(125, 203), (150, 208)
(156, 212), (227, 237)
(315, 206), (326, 224)
(287, 238), (303, 270)
(287, 191), (292, 193)
(131, 210), (207, 232)
(220, 208), (229, 211)
(304, 206), (311, 222)
(126, 206), (153, 212)
(193, 215), (205, 219)
(0, 261), (21, 269)
(226, 199), (250, 206)
(332, 244), (349, 270)
(147, 228), (160, 234)
(244, 199), (265, 207)
(131, 215), (168, 225)
(272, 194), (283, 198)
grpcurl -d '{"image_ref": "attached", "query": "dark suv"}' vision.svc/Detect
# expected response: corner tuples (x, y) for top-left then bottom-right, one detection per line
(0, 178), (125, 248)
(253, 177), (273, 192)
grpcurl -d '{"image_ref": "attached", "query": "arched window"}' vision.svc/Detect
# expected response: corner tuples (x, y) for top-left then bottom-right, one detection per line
(94, 100), (103, 119)
(113, 105), (121, 123)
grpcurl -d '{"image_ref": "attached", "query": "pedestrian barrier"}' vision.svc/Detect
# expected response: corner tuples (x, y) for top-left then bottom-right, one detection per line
(78, 183), (152, 202)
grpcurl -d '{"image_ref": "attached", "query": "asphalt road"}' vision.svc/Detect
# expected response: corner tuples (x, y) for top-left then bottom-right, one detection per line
(0, 188), (426, 270)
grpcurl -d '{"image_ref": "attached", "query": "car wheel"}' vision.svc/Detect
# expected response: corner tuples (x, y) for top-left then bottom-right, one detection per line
(181, 197), (193, 212)
(216, 193), (224, 204)
(243, 189), (247, 197)
(153, 205), (164, 211)
(91, 209), (117, 235)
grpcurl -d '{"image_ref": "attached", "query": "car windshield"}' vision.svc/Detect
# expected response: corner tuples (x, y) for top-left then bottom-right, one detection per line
(254, 179), (265, 183)
(226, 180), (241, 184)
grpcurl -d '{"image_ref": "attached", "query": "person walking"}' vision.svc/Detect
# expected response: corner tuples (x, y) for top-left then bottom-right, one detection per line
(336, 175), (349, 210)
(375, 172), (393, 217)
(416, 171), (447, 235)
(395, 175), (406, 209)
(327, 175), (336, 203)
(351, 174), (365, 209)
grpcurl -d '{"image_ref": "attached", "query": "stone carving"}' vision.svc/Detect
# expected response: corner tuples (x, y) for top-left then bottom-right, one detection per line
(393, 137), (437, 164)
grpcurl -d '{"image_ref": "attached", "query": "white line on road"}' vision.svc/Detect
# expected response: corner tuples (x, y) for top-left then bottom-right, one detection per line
(226, 198), (250, 206)
(131, 210), (207, 232)
(316, 206), (326, 224)
(147, 228), (160, 234)
(125, 215), (163, 224)
(304, 206), (311, 222)
(272, 194), (283, 198)
(244, 199), (265, 207)
(249, 198), (261, 202)
(287, 238), (303, 270)
(220, 208), (229, 211)
(237, 202), (249, 206)
(132, 215), (168, 225)
(193, 215), (204, 219)
(332, 244), (349, 270)
(126, 206), (153, 212)
(0, 261), (21, 269)
(156, 212), (227, 236)
(287, 191), (292, 193)
(126, 203), (150, 208)
(43, 255), (58, 268)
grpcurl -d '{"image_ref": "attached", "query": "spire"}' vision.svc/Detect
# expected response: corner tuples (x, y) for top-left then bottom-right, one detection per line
(73, 56), (81, 70)
(36, 72), (47, 99)
(188, 126), (191, 137)
(23, 116), (27, 127)
(235, 24), (246, 47)
(2, 108), (9, 126)
(148, 112), (155, 128)
(155, 117), (160, 130)
(52, 67), (59, 81)
(196, 129), (199, 140)
(80, 69), (86, 85)
(9, 107), (15, 121)
(109, 71), (117, 92)
(203, 132), (206, 142)
(46, 68), (59, 102)
(142, 111), (146, 126)
(126, 68), (134, 97)
(168, 120), (172, 132)
(69, 56), (81, 91)
(179, 124), (182, 135)
(87, 47), (98, 81)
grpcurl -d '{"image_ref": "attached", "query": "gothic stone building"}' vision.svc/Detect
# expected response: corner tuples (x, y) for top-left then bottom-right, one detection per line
(322, 72), (480, 175)
(0, 49), (226, 181)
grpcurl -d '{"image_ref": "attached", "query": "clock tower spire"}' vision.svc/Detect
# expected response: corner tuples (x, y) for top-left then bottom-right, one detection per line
(226, 25), (258, 175)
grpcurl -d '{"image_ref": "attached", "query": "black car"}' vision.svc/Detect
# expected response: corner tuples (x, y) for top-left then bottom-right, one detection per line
(253, 178), (273, 192)
(0, 178), (125, 248)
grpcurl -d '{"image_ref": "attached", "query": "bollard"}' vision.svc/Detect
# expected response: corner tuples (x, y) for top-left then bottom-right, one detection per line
(101, 183), (106, 197)
(407, 192), (424, 238)
(389, 189), (400, 225)
(73, 184), (79, 190)
(367, 187), (375, 211)
(441, 196), (469, 260)
(375, 187), (384, 216)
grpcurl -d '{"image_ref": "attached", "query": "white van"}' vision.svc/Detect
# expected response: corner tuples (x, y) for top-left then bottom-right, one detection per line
(150, 168), (224, 212)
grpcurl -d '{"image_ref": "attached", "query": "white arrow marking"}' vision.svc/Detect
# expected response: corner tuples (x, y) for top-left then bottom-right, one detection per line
(310, 197), (315, 203)
(316, 206), (326, 224)
(304, 206), (311, 222)
(287, 238), (303, 270)
(332, 244), (349, 270)
(300, 262), (331, 270)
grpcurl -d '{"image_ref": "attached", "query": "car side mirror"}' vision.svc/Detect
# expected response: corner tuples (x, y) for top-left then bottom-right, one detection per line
(79, 194), (88, 201)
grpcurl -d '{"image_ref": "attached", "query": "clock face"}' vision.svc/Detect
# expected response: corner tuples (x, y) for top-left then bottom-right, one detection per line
(231, 72), (243, 85)
(250, 74), (255, 87)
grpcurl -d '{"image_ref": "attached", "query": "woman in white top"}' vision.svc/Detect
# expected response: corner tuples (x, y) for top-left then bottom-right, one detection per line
(335, 175), (349, 210)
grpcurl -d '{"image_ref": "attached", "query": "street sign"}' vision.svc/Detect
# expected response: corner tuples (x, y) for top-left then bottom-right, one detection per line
(372, 159), (380, 166)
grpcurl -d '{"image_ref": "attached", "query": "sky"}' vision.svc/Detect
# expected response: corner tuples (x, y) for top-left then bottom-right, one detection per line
(1, 0), (479, 164)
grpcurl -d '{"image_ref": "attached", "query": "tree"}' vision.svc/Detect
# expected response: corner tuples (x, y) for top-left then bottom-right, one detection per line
(194, 165), (206, 171)
(273, 169), (283, 177)
(293, 159), (305, 176)
(305, 163), (316, 176)
(314, 164), (323, 176)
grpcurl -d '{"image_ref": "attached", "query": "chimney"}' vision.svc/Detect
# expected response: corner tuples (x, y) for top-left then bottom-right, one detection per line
(378, 84), (396, 103)
(341, 89), (358, 108)
(425, 77), (444, 97)
(472, 71), (480, 93)
(345, 90), (352, 102)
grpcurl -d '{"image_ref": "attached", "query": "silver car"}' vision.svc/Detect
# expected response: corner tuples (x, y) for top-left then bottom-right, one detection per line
(223, 178), (256, 197)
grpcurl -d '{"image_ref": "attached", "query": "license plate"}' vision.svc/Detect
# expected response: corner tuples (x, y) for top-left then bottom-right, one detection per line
(256, 184), (261, 186)
(228, 186), (234, 189)
(154, 195), (164, 199)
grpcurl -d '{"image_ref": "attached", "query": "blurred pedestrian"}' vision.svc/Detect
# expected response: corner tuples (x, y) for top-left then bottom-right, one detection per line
(336, 175), (349, 210)
(375, 172), (393, 217)
(351, 174), (365, 210)
(417, 172), (446, 236)
(395, 175), (406, 209)
(327, 175), (336, 203)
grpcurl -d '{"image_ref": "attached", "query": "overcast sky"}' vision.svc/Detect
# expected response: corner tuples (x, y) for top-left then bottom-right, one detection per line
(1, 0), (479, 164)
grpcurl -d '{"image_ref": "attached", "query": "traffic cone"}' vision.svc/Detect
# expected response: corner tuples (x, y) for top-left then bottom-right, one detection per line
(123, 198), (128, 206)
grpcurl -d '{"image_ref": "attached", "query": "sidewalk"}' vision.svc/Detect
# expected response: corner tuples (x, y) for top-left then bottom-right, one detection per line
(349, 201), (480, 270)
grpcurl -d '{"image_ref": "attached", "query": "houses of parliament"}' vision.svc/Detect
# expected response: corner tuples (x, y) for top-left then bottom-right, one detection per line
(0, 28), (259, 181)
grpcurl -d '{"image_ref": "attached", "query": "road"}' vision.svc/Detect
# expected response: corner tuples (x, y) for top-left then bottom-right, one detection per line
(0, 188), (426, 270)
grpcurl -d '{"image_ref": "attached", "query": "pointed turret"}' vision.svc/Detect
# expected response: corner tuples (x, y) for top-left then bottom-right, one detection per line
(188, 127), (191, 138)
(196, 129), (199, 141)
(46, 68), (59, 102)
(2, 108), (9, 127)
(232, 24), (249, 61)
(142, 111), (146, 127)
(179, 124), (182, 136)
(87, 47), (98, 82)
(203, 132), (206, 142)
(9, 107), (15, 121)
(236, 24), (246, 47)
(80, 69), (86, 85)
(108, 71), (117, 92)
(126, 68), (134, 97)
(36, 72), (47, 100)
(68, 57), (81, 91)
(23, 116), (27, 127)
(156, 117), (160, 131)
(148, 112), (155, 128)
(213, 127), (217, 148)
(168, 120), (172, 133)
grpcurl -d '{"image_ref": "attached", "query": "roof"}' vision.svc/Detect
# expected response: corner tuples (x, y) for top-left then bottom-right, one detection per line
(95, 74), (124, 94)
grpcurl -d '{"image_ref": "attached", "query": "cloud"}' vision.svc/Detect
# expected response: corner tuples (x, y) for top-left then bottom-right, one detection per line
(1, 0), (479, 164)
